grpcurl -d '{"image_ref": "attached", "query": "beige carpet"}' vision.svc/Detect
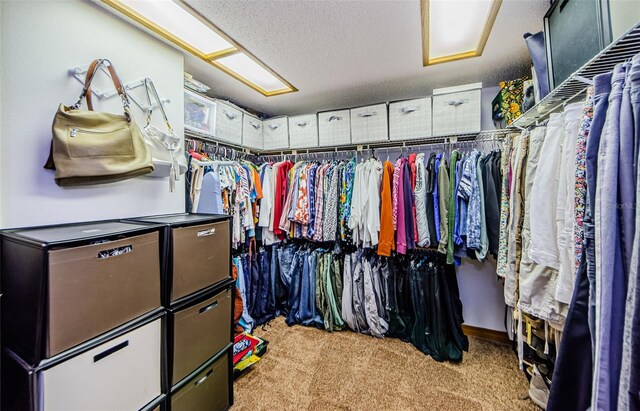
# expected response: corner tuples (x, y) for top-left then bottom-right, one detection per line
(233, 317), (538, 411)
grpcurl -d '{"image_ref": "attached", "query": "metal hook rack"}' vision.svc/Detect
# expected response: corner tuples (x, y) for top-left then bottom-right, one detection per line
(68, 64), (171, 112)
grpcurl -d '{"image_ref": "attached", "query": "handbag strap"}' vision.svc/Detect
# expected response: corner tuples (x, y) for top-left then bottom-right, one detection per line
(143, 78), (173, 132)
(73, 59), (131, 120)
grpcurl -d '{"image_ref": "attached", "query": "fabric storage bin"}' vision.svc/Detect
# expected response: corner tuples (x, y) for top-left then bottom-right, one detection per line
(350, 103), (388, 143)
(1, 221), (163, 365)
(184, 88), (217, 136)
(242, 113), (264, 150)
(263, 117), (289, 150)
(2, 312), (164, 411)
(288, 114), (319, 148)
(169, 346), (232, 411)
(432, 83), (482, 136)
(168, 280), (233, 386)
(124, 214), (232, 306)
(389, 97), (432, 140)
(213, 100), (243, 145)
(318, 109), (351, 146)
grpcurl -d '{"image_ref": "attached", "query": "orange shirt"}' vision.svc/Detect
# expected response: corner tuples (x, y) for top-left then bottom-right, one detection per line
(378, 160), (395, 256)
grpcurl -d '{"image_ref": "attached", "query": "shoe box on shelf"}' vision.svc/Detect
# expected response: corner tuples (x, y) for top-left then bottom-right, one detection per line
(124, 213), (234, 410)
(1, 221), (167, 410)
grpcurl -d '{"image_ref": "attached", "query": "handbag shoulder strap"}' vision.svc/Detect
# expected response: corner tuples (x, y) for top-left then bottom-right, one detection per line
(73, 59), (131, 119)
(143, 78), (173, 132)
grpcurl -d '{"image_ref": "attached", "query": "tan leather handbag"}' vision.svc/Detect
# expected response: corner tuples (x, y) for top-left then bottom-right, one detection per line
(44, 59), (153, 186)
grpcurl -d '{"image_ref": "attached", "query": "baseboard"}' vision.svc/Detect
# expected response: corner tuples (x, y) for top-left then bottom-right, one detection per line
(462, 324), (511, 345)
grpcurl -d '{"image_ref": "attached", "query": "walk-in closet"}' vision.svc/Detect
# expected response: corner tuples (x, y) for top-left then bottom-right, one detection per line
(1, 0), (640, 410)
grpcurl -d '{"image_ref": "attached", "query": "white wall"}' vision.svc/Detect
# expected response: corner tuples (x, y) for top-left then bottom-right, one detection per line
(457, 258), (506, 332)
(0, 0), (185, 228)
(609, 0), (640, 39)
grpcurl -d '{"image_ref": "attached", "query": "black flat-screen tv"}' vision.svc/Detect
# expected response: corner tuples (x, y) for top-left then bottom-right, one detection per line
(545, 0), (613, 89)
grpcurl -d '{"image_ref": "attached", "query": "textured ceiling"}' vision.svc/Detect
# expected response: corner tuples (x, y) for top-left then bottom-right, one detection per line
(182, 0), (549, 117)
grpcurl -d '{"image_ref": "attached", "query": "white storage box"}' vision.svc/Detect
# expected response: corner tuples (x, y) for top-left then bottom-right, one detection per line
(242, 113), (264, 150)
(212, 100), (243, 145)
(432, 83), (482, 136)
(263, 117), (289, 150)
(350, 103), (388, 143)
(41, 318), (161, 410)
(288, 114), (318, 148)
(184, 89), (217, 136)
(183, 89), (243, 145)
(318, 110), (351, 146)
(389, 97), (432, 140)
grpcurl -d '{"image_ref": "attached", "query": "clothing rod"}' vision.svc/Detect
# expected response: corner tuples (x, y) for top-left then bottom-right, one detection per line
(258, 129), (514, 156)
(191, 158), (236, 167)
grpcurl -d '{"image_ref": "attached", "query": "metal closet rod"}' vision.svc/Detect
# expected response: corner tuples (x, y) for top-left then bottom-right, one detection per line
(258, 129), (514, 158)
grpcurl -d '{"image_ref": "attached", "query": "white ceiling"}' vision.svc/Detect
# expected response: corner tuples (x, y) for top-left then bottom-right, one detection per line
(182, 0), (549, 117)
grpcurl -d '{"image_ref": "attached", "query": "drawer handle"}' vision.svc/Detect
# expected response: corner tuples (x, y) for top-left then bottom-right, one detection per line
(400, 106), (419, 113)
(195, 369), (214, 386)
(199, 301), (218, 314)
(97, 244), (133, 259)
(268, 124), (280, 130)
(296, 120), (308, 127)
(447, 99), (468, 106)
(94, 340), (129, 363)
(358, 111), (377, 118)
(327, 115), (342, 122)
(250, 121), (261, 130)
(222, 109), (238, 120)
(197, 228), (216, 237)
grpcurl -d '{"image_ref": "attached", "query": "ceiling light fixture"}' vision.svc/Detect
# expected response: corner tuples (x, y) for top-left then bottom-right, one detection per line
(421, 0), (502, 66)
(100, 0), (297, 96)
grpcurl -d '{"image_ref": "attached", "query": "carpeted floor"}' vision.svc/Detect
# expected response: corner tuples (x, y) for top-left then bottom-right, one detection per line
(233, 317), (538, 410)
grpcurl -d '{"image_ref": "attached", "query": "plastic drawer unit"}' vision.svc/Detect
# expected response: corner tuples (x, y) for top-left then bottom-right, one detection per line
(125, 213), (232, 306)
(2, 311), (165, 411)
(169, 346), (233, 411)
(0, 221), (163, 365)
(167, 280), (234, 387)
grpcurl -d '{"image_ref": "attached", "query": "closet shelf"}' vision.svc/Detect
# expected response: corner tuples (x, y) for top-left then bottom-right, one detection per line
(257, 129), (514, 156)
(185, 130), (252, 154)
(510, 22), (640, 129)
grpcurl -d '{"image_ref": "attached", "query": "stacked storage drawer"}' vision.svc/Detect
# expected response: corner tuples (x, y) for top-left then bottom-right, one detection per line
(126, 213), (234, 411)
(1, 221), (166, 411)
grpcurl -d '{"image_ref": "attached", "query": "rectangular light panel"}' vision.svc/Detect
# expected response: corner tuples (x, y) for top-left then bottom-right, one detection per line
(101, 0), (297, 96)
(112, 0), (233, 57)
(214, 53), (289, 93)
(422, 0), (502, 66)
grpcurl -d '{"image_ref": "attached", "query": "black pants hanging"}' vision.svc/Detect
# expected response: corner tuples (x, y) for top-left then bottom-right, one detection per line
(547, 253), (593, 411)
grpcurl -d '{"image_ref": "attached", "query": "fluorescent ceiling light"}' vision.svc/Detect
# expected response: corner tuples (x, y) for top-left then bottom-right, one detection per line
(421, 0), (502, 66)
(101, 0), (297, 96)
(214, 53), (289, 94)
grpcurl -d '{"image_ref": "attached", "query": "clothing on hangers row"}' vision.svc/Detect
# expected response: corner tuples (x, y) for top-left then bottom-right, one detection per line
(253, 138), (506, 266)
(232, 241), (468, 363)
(498, 53), (640, 411)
